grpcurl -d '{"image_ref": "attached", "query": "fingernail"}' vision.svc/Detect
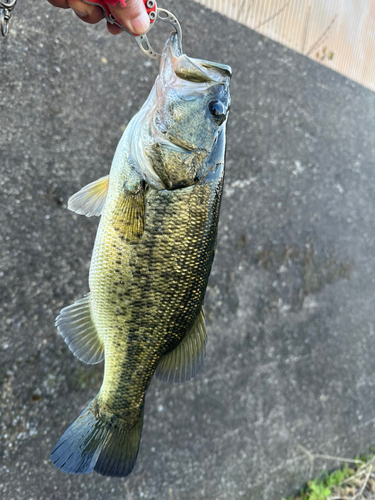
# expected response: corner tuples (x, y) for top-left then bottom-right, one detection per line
(130, 11), (150, 34)
(73, 8), (88, 18)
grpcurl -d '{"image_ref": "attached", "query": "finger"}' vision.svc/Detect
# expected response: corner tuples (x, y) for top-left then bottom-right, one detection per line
(67, 0), (104, 23)
(47, 0), (70, 8)
(109, 0), (150, 35)
(107, 22), (123, 35)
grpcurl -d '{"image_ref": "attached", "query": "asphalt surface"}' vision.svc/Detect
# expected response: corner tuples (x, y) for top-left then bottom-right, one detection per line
(1, 1), (375, 499)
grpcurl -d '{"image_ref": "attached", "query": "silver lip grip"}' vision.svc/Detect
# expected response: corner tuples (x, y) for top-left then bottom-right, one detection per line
(80, 1), (182, 61)
(0, 0), (17, 37)
(134, 9), (182, 60)
(80, 0), (158, 35)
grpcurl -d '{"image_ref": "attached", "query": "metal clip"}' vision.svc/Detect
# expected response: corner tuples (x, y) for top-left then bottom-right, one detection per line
(81, 0), (182, 60)
(134, 8), (182, 60)
(0, 0), (17, 37)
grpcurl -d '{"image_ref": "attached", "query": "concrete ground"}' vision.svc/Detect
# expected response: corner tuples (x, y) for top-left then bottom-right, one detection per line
(1, 1), (375, 499)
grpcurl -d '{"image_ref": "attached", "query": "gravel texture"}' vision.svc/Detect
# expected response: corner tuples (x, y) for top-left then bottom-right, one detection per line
(1, 1), (375, 499)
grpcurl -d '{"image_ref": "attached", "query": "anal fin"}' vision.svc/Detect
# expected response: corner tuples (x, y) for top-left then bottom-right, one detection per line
(68, 175), (109, 217)
(155, 308), (207, 383)
(56, 293), (104, 364)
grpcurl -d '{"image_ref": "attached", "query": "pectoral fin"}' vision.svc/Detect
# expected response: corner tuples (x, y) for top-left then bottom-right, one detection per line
(55, 294), (104, 364)
(155, 308), (207, 383)
(68, 175), (109, 217)
(111, 181), (145, 244)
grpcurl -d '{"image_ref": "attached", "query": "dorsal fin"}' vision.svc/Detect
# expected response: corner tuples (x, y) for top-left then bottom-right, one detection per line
(68, 175), (109, 217)
(55, 294), (104, 364)
(155, 308), (207, 383)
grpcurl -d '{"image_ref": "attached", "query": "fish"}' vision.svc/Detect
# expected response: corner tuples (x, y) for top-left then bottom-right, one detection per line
(50, 33), (231, 478)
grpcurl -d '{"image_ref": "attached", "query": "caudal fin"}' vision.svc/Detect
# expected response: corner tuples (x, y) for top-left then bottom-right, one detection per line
(50, 400), (144, 478)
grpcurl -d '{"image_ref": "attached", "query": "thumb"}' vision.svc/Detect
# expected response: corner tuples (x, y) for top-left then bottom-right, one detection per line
(109, 0), (150, 35)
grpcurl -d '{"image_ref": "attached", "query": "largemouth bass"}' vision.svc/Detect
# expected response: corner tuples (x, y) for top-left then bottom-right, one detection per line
(51, 33), (231, 478)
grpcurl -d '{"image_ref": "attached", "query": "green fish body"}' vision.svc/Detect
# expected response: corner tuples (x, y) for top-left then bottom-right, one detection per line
(51, 34), (231, 477)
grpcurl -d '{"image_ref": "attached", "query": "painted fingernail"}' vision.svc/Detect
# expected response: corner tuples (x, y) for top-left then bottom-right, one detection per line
(73, 8), (89, 18)
(130, 11), (150, 34)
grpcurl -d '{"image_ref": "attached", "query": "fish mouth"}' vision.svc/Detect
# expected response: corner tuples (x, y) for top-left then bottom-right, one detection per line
(161, 33), (232, 85)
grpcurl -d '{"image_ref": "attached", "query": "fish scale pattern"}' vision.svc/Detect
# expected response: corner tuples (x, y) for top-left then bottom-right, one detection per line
(90, 165), (223, 418)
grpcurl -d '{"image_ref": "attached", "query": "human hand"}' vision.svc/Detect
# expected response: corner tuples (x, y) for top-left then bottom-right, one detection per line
(47, 0), (150, 35)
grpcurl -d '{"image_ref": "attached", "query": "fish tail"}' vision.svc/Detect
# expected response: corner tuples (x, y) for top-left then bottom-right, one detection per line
(50, 399), (144, 478)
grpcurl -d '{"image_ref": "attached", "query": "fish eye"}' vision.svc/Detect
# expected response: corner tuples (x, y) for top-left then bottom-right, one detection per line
(208, 101), (226, 125)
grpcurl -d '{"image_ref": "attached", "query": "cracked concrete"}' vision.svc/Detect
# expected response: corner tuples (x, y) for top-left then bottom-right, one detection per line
(1, 0), (375, 499)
